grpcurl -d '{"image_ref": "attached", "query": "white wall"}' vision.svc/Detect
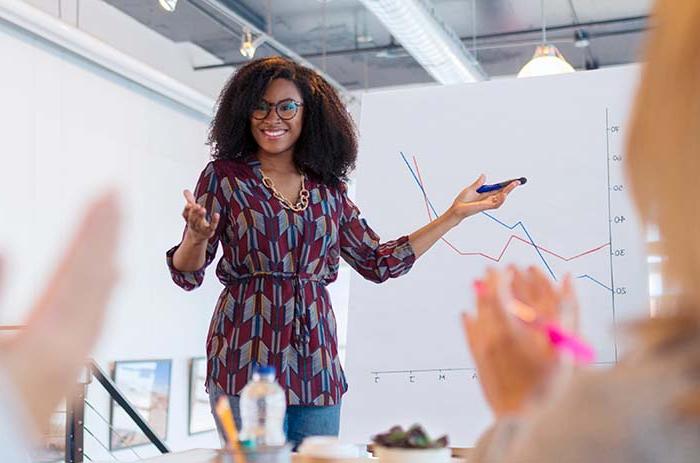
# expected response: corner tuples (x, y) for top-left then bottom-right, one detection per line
(0, 10), (223, 460)
(21, 0), (231, 100)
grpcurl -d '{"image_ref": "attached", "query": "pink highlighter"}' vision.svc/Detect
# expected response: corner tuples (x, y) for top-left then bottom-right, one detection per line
(474, 280), (595, 364)
(511, 298), (595, 364)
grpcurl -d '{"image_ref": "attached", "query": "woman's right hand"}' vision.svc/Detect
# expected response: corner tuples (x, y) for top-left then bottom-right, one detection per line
(182, 189), (220, 244)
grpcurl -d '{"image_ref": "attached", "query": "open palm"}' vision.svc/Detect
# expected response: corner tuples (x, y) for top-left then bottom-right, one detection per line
(450, 175), (519, 220)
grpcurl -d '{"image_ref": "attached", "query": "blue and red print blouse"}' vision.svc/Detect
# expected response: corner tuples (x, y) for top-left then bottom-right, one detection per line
(167, 157), (415, 406)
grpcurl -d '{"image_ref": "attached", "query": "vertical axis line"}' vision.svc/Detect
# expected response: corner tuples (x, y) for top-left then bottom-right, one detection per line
(605, 108), (619, 362)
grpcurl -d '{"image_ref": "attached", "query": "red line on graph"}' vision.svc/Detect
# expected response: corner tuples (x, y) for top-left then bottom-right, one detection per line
(412, 156), (610, 263)
(414, 157), (436, 220)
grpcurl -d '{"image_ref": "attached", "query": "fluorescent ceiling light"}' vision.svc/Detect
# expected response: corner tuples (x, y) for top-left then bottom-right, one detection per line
(359, 0), (486, 84)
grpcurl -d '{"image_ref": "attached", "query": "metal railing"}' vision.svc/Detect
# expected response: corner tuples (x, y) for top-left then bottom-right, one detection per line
(63, 360), (170, 463)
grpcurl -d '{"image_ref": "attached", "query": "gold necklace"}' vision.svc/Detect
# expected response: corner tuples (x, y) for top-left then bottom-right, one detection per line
(260, 169), (310, 212)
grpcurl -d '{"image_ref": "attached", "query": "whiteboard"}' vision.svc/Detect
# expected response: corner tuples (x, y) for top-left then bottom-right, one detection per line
(341, 66), (649, 445)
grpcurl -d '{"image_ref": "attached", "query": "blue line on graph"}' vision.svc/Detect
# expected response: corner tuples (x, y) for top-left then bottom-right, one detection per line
(400, 151), (557, 280)
(577, 274), (613, 292)
(400, 152), (440, 215)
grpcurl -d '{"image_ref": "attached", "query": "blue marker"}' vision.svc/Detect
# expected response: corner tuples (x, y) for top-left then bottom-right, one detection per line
(476, 177), (527, 194)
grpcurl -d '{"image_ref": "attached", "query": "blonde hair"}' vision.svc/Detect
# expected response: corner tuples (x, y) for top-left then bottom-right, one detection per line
(626, 0), (700, 415)
(627, 0), (700, 313)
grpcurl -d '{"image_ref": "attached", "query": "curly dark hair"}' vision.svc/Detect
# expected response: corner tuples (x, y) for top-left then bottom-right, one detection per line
(207, 56), (357, 186)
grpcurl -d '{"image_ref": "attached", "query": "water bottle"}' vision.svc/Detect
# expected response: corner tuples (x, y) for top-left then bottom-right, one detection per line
(240, 365), (286, 447)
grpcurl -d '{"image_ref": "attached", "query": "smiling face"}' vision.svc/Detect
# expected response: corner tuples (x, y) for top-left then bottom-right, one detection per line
(250, 78), (304, 159)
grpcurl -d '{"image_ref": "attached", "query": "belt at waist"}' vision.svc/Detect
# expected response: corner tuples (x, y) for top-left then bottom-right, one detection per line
(223, 271), (326, 284)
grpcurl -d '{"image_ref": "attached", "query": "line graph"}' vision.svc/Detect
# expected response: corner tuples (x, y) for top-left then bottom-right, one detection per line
(370, 125), (629, 385)
(400, 151), (614, 292)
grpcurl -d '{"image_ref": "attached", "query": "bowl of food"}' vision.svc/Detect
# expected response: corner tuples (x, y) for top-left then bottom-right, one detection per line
(372, 425), (450, 463)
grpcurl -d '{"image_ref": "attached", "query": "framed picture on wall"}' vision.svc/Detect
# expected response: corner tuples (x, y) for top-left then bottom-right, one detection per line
(189, 357), (216, 434)
(109, 359), (172, 450)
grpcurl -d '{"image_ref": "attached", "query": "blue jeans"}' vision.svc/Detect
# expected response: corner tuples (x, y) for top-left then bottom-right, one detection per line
(208, 381), (341, 449)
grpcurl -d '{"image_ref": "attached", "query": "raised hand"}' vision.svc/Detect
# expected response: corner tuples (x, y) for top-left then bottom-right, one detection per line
(462, 268), (560, 418)
(182, 189), (220, 244)
(0, 191), (121, 431)
(449, 175), (519, 220)
(510, 266), (579, 331)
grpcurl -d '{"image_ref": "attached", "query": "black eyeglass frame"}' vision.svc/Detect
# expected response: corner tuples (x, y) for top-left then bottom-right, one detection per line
(251, 98), (304, 120)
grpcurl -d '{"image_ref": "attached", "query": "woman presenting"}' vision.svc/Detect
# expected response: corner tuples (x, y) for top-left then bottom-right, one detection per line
(166, 56), (519, 446)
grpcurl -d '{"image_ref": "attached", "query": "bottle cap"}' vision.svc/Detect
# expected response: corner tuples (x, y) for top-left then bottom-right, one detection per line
(240, 439), (256, 449)
(254, 365), (276, 377)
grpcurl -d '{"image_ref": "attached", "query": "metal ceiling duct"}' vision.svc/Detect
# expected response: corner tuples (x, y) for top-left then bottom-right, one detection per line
(358, 0), (486, 84)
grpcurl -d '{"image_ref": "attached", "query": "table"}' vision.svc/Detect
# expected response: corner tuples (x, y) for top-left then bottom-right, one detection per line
(99, 449), (470, 463)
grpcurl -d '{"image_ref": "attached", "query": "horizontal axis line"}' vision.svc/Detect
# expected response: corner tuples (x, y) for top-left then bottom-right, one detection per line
(371, 361), (617, 376)
(370, 368), (476, 375)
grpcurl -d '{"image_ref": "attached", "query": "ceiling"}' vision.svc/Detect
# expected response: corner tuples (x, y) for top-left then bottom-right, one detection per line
(103, 0), (651, 91)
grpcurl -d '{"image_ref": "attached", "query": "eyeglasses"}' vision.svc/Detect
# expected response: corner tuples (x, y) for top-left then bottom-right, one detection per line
(252, 98), (304, 120)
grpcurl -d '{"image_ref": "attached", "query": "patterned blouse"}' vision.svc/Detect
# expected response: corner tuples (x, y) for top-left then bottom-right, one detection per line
(166, 157), (415, 406)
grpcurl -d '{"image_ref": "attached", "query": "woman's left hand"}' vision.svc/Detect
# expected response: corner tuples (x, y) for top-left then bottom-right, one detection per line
(449, 175), (519, 221)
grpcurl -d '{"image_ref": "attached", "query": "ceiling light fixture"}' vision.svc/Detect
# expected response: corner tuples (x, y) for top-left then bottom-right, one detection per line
(518, 0), (574, 78)
(240, 27), (265, 59)
(196, 0), (354, 103)
(574, 29), (591, 48)
(356, 11), (373, 44)
(158, 0), (178, 13)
